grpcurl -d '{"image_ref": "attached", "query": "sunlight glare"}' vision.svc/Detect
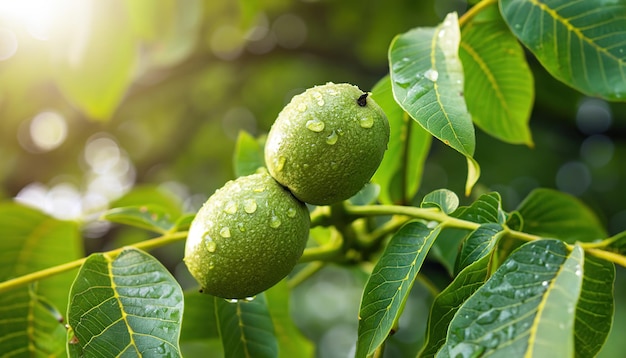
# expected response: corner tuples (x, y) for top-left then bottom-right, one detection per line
(0, 0), (85, 40)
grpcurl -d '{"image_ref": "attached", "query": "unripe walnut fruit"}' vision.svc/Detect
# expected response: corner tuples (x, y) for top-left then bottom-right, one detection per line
(184, 171), (310, 299)
(265, 82), (389, 205)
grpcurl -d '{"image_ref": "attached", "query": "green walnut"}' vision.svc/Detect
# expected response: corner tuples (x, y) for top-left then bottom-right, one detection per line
(184, 171), (310, 299)
(264, 82), (389, 205)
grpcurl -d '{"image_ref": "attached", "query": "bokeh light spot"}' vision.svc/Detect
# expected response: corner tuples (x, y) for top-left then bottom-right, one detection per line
(580, 134), (614, 168)
(576, 97), (612, 134)
(0, 28), (18, 60)
(221, 107), (257, 139)
(210, 25), (244, 60)
(272, 14), (307, 49)
(555, 161), (591, 196)
(29, 111), (68, 152)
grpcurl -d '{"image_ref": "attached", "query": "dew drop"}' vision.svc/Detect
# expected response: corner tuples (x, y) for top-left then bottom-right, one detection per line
(476, 310), (499, 325)
(306, 119), (325, 132)
(237, 222), (246, 232)
(297, 103), (307, 112)
(541, 280), (549, 287)
(330, 162), (338, 170)
(275, 156), (286, 171)
(244, 296), (256, 302)
(205, 241), (217, 253)
(253, 186), (265, 193)
(224, 200), (238, 214)
(359, 116), (374, 129)
(287, 207), (297, 218)
(326, 130), (339, 145)
(225, 298), (239, 303)
(208, 260), (215, 270)
(424, 68), (439, 82)
(336, 128), (345, 136)
(270, 215), (282, 228)
(219, 227), (231, 238)
(244, 199), (257, 214)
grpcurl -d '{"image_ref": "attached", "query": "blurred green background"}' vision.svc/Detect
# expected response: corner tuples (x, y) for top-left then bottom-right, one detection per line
(1, 0), (625, 356)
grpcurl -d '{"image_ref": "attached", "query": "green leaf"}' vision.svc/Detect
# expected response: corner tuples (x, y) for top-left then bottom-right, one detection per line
(52, 0), (137, 120)
(420, 254), (492, 358)
(455, 223), (504, 274)
(111, 185), (184, 219)
(421, 188), (459, 214)
(356, 221), (442, 357)
(437, 240), (584, 357)
(389, 12), (480, 194)
(67, 248), (183, 357)
(453, 192), (506, 224)
(102, 205), (177, 233)
(0, 203), (81, 357)
(214, 294), (279, 358)
(265, 280), (314, 358)
(460, 1), (534, 145)
(500, 0), (626, 101)
(233, 131), (265, 177)
(574, 254), (614, 357)
(371, 75), (432, 205)
(516, 188), (606, 242)
(180, 291), (222, 356)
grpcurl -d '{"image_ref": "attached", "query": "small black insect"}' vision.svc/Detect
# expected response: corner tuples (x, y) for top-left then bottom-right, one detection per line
(357, 93), (368, 107)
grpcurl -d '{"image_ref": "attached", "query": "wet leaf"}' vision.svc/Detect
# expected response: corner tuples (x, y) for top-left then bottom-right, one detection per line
(389, 12), (480, 194)
(438, 240), (584, 357)
(67, 248), (183, 357)
(500, 0), (626, 101)
(356, 221), (442, 357)
(420, 255), (491, 357)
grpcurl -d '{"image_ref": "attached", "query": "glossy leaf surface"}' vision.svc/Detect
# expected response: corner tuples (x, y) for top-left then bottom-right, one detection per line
(460, 1), (534, 144)
(389, 12), (480, 194)
(356, 222), (442, 357)
(500, 0), (626, 101)
(67, 248), (183, 357)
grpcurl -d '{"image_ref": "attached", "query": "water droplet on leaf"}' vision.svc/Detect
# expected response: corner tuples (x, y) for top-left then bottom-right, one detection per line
(424, 68), (439, 82)
(287, 207), (297, 218)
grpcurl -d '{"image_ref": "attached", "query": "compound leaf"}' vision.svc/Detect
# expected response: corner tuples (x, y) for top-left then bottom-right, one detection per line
(67, 248), (183, 357)
(356, 221), (442, 357)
